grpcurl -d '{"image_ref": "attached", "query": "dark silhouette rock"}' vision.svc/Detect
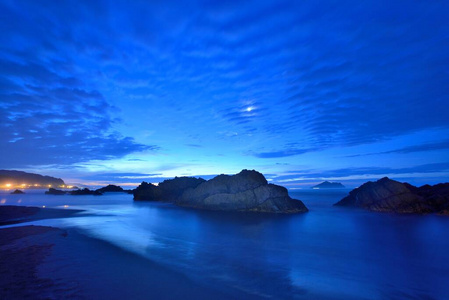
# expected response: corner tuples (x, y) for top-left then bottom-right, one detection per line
(45, 188), (67, 195)
(134, 169), (308, 213)
(96, 184), (124, 193)
(10, 189), (25, 194)
(178, 170), (307, 213)
(334, 177), (449, 214)
(69, 188), (102, 196)
(134, 177), (205, 201)
(159, 177), (207, 200)
(133, 182), (161, 200)
(312, 181), (345, 189)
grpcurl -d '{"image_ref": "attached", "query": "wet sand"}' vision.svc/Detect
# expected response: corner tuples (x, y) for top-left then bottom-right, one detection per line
(0, 206), (232, 299)
(0, 205), (83, 226)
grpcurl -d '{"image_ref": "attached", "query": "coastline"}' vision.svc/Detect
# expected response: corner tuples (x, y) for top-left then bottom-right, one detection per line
(0, 205), (240, 299)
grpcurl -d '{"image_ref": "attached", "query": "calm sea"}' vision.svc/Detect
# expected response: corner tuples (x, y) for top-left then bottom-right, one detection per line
(1, 189), (449, 299)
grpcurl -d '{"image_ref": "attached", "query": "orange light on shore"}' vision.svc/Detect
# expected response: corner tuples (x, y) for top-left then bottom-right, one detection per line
(5, 183), (11, 188)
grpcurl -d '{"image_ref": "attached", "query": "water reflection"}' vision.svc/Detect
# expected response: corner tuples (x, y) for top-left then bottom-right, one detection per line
(1, 190), (449, 299)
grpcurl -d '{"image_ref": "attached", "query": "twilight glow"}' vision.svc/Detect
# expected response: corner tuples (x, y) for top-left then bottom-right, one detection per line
(0, 0), (448, 187)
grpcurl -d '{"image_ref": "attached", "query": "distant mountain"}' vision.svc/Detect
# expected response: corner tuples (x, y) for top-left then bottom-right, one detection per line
(312, 181), (345, 189)
(0, 170), (65, 188)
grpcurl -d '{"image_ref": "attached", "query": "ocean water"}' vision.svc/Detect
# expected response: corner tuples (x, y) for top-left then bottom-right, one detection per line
(1, 189), (449, 299)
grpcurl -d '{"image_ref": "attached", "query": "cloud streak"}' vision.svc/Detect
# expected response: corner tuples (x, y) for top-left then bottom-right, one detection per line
(345, 140), (449, 157)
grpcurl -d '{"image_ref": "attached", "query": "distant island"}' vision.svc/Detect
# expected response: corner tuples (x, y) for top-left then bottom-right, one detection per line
(334, 177), (449, 215)
(0, 170), (65, 189)
(10, 189), (25, 194)
(45, 184), (131, 196)
(312, 181), (345, 189)
(134, 169), (308, 213)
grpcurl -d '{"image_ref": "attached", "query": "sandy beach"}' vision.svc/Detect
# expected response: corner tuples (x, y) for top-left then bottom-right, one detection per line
(0, 205), (232, 300)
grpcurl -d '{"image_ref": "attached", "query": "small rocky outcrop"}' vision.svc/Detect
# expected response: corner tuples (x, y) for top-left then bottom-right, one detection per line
(45, 188), (67, 195)
(334, 177), (449, 214)
(96, 184), (124, 193)
(10, 189), (25, 194)
(312, 181), (345, 189)
(134, 170), (308, 213)
(69, 188), (102, 196)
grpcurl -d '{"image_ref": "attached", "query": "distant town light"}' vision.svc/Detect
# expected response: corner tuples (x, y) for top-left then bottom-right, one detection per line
(5, 183), (11, 188)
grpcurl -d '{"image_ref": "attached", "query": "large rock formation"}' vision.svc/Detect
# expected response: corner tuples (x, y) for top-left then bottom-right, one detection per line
(334, 177), (449, 214)
(134, 170), (308, 213)
(134, 177), (206, 201)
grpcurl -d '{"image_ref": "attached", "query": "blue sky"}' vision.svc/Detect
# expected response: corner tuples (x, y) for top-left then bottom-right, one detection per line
(1, 0), (448, 188)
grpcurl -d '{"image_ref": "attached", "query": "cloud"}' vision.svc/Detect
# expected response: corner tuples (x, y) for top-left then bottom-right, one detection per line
(0, 8), (158, 168)
(186, 144), (203, 148)
(1, 0), (448, 172)
(345, 140), (449, 157)
(251, 148), (315, 158)
(274, 162), (449, 184)
(80, 172), (162, 181)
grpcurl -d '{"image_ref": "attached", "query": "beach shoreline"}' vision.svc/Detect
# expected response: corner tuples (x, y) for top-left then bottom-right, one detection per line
(0, 205), (239, 299)
(0, 205), (84, 226)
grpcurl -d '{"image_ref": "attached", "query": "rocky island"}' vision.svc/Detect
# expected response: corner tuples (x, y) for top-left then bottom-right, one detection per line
(134, 170), (308, 213)
(45, 188), (102, 195)
(334, 177), (449, 214)
(96, 184), (125, 193)
(10, 189), (25, 194)
(312, 181), (345, 189)
(45, 188), (67, 195)
(44, 185), (132, 196)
